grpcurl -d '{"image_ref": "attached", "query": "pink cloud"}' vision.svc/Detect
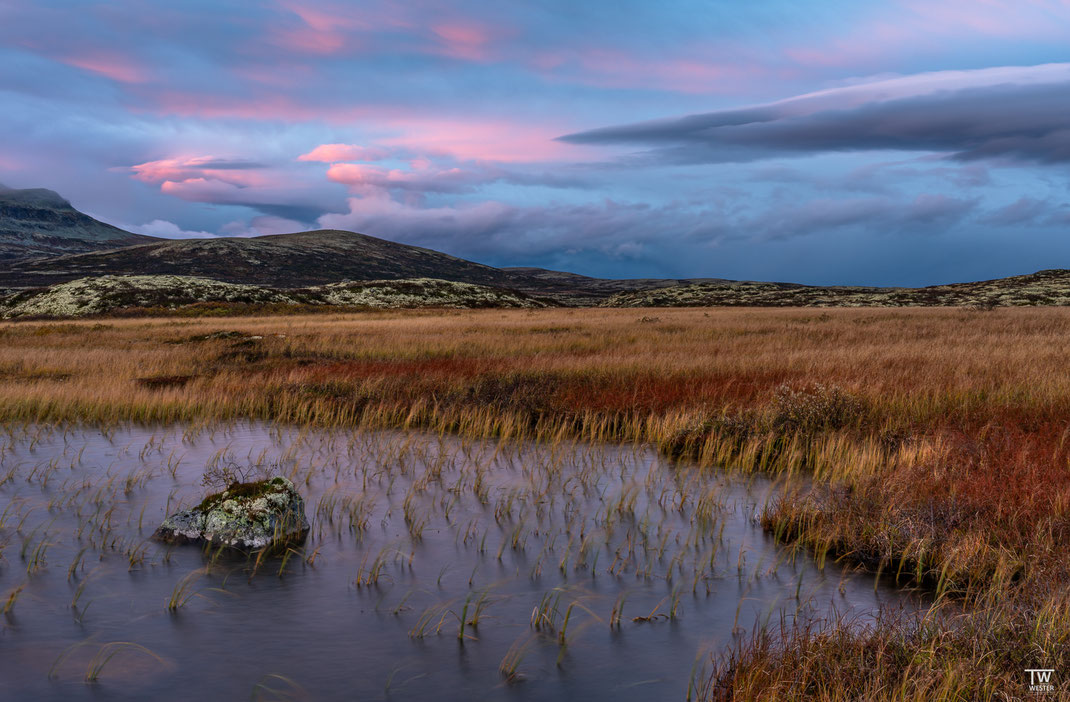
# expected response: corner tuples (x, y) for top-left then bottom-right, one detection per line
(378, 118), (591, 163)
(156, 178), (321, 210)
(134, 90), (392, 122)
(320, 157), (588, 201)
(298, 144), (391, 162)
(430, 21), (498, 61)
(325, 163), (478, 194)
(284, 3), (357, 32)
(271, 1), (417, 56)
(432, 23), (489, 46)
(128, 156), (270, 187)
(279, 0), (413, 33)
(160, 178), (232, 201)
(149, 174), (342, 220)
(272, 1), (362, 55)
(531, 48), (772, 95)
(324, 163), (384, 187)
(60, 52), (149, 83)
(899, 0), (1070, 38)
(785, 1), (1070, 69)
(274, 26), (348, 54)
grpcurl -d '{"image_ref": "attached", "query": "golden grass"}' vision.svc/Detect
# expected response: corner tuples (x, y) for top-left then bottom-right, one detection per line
(5, 307), (1070, 426)
(3, 306), (1070, 698)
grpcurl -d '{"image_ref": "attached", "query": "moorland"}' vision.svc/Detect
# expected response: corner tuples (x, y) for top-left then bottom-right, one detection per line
(2, 306), (1068, 699)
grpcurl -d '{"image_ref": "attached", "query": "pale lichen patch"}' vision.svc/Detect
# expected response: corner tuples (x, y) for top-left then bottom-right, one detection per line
(0, 274), (550, 318)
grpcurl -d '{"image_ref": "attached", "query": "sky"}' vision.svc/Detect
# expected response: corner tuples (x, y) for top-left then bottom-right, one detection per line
(1, 1), (1069, 285)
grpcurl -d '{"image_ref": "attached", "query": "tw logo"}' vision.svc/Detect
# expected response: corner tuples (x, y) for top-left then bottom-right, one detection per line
(1026, 668), (1055, 694)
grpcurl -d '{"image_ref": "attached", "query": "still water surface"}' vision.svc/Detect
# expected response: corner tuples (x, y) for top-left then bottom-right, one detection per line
(0, 424), (921, 701)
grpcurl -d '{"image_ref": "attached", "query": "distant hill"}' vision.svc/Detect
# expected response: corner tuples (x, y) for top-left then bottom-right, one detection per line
(500, 267), (729, 304)
(5, 229), (520, 288)
(602, 270), (1070, 307)
(0, 184), (158, 262)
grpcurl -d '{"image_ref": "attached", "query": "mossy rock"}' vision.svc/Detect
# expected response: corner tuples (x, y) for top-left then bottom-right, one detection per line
(154, 476), (309, 550)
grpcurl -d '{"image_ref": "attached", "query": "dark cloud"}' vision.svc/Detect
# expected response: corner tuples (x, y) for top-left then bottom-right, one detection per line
(316, 188), (980, 274)
(743, 194), (977, 242)
(247, 203), (327, 223)
(157, 177), (348, 225)
(560, 65), (1070, 165)
(317, 195), (727, 272)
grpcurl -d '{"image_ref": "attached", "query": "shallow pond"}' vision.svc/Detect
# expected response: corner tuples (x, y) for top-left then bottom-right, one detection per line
(0, 424), (921, 701)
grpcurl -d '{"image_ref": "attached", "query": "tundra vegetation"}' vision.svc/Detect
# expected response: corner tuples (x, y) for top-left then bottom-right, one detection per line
(0, 306), (1068, 699)
(0, 275), (549, 319)
(603, 268), (1070, 308)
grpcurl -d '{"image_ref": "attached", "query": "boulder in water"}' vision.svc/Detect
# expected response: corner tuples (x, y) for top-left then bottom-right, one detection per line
(154, 476), (309, 549)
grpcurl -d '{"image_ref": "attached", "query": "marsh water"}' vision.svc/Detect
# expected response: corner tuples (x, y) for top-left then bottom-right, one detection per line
(0, 424), (921, 701)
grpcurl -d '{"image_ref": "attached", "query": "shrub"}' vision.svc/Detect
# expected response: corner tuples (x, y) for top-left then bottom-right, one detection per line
(769, 382), (864, 432)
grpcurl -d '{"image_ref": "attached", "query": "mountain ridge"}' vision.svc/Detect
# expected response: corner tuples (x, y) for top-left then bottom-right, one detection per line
(0, 185), (158, 262)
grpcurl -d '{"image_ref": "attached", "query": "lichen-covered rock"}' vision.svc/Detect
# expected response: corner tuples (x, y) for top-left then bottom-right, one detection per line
(154, 477), (310, 549)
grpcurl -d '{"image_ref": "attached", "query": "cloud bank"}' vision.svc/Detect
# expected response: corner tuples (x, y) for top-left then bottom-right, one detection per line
(561, 64), (1070, 164)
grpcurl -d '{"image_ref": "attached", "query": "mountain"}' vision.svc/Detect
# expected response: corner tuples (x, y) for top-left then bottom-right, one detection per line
(0, 184), (158, 262)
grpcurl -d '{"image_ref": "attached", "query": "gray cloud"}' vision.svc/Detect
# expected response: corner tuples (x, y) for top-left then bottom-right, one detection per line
(979, 197), (1052, 227)
(184, 159), (268, 170)
(977, 197), (1070, 228)
(743, 194), (977, 242)
(560, 64), (1070, 165)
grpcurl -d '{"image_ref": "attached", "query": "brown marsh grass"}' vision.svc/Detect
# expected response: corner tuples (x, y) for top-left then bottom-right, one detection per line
(3, 306), (1070, 698)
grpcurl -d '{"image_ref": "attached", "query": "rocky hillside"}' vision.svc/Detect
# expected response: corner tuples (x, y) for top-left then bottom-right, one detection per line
(0, 275), (550, 318)
(0, 185), (157, 262)
(603, 269), (1070, 307)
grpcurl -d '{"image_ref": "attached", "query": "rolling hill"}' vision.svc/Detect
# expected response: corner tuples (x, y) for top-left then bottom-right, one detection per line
(602, 270), (1070, 307)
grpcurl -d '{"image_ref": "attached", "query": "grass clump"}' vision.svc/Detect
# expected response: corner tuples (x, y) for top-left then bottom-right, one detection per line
(703, 591), (1070, 700)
